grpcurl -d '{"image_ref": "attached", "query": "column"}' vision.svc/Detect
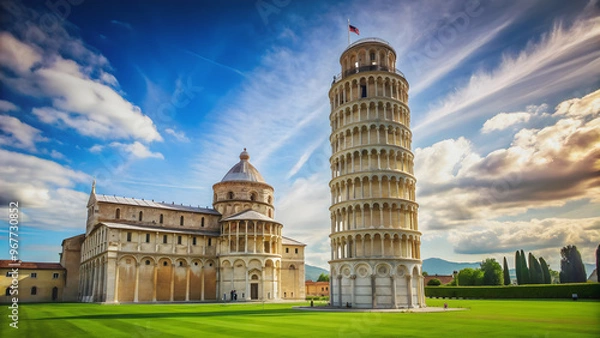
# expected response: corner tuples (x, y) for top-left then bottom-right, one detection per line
(114, 261), (120, 303)
(90, 263), (97, 302)
(271, 267), (277, 300)
(170, 264), (175, 301)
(200, 266), (205, 301)
(216, 266), (221, 302)
(261, 269), (266, 300)
(185, 265), (191, 301)
(371, 274), (377, 308)
(244, 222), (248, 253)
(407, 275), (413, 308)
(391, 276), (397, 309)
(152, 264), (157, 302)
(133, 262), (140, 302)
(337, 275), (342, 307)
(350, 275), (356, 306)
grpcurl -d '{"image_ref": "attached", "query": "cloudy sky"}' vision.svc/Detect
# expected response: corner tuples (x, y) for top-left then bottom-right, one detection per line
(0, 0), (598, 271)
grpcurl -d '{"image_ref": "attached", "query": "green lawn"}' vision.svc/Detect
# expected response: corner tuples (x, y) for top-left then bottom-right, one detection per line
(2, 299), (599, 337)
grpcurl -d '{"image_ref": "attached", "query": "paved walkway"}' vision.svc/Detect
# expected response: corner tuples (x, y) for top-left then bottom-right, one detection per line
(293, 306), (467, 313)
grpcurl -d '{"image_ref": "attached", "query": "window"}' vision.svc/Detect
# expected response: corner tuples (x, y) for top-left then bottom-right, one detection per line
(145, 260), (151, 265)
(295, 248), (298, 254)
(159, 214), (164, 224)
(192, 237), (197, 246)
(321, 287), (324, 291)
(163, 261), (168, 266)
(361, 85), (367, 98)
(370, 52), (376, 61)
(326, 287), (329, 291)
(208, 238), (212, 246)
(177, 236), (182, 245)
(53, 273), (59, 279)
(115, 208), (121, 219)
(250, 192), (256, 201)
(31, 272), (37, 278)
(163, 235), (168, 244)
(267, 196), (272, 204)
(126, 232), (132, 242)
(228, 191), (234, 199)
(5, 287), (10, 296)
(145, 234), (150, 243)
(284, 292), (287, 298)
(201, 217), (205, 227)
(179, 261), (183, 267)
(285, 248), (289, 253)
(138, 211), (143, 221)
(31, 286), (37, 295)
(5, 271), (12, 277)
(180, 216), (184, 226)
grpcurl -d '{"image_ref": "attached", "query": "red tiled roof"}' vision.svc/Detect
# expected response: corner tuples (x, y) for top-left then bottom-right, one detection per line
(0, 260), (64, 270)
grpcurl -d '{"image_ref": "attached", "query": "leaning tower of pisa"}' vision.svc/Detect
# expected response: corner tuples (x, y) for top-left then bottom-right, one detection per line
(328, 38), (424, 309)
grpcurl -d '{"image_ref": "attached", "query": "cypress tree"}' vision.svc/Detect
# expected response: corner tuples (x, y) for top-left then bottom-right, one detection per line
(528, 253), (538, 283)
(539, 257), (551, 284)
(503, 256), (511, 285)
(520, 249), (530, 284)
(595, 244), (600, 283)
(560, 245), (587, 283)
(515, 250), (522, 285)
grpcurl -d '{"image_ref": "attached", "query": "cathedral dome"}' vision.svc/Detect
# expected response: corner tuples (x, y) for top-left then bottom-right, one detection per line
(221, 149), (265, 183)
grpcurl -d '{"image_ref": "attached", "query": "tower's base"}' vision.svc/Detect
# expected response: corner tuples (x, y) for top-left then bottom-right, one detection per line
(330, 260), (425, 309)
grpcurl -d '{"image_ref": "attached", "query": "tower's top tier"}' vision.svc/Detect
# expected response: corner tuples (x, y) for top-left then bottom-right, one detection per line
(334, 37), (404, 84)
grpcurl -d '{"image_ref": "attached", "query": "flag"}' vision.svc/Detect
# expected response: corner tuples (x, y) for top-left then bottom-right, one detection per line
(349, 24), (360, 35)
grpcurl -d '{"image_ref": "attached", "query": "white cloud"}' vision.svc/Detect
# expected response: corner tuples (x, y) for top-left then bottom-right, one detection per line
(0, 149), (90, 230)
(0, 31), (42, 74)
(414, 12), (600, 137)
(165, 128), (190, 143)
(0, 100), (19, 112)
(0, 114), (48, 150)
(481, 112), (532, 133)
(89, 144), (104, 153)
(416, 89), (600, 262)
(277, 173), (332, 268)
(0, 27), (162, 143)
(49, 149), (66, 160)
(449, 218), (600, 255)
(110, 141), (164, 160)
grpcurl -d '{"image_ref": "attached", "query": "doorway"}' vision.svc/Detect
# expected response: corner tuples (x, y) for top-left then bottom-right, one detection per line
(250, 283), (258, 300)
(52, 287), (58, 301)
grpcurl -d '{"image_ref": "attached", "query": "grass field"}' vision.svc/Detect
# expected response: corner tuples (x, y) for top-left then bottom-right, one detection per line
(2, 299), (599, 337)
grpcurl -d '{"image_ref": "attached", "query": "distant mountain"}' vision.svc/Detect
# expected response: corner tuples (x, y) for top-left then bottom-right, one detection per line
(306, 264), (328, 281)
(305, 260), (597, 281)
(422, 258), (480, 276)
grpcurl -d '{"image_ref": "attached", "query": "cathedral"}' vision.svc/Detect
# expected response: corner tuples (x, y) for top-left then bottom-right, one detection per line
(60, 149), (306, 303)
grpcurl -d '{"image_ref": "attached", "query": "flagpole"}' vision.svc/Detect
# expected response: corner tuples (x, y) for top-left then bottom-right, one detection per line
(347, 19), (350, 45)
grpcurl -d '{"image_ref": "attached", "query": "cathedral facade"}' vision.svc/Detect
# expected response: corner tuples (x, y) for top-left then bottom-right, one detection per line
(63, 149), (305, 303)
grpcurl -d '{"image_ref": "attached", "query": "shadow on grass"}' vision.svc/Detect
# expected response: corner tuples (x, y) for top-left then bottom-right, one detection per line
(35, 307), (313, 321)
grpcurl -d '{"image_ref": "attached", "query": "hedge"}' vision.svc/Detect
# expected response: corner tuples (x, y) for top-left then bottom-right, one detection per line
(425, 283), (600, 299)
(305, 296), (330, 301)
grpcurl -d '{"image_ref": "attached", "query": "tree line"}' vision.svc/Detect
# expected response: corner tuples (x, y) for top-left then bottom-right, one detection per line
(429, 244), (594, 286)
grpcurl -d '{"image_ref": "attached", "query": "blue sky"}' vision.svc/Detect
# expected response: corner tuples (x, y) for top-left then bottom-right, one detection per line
(0, 0), (598, 271)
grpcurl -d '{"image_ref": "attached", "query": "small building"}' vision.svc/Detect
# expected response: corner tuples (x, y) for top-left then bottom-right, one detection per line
(305, 280), (330, 297)
(1, 260), (66, 302)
